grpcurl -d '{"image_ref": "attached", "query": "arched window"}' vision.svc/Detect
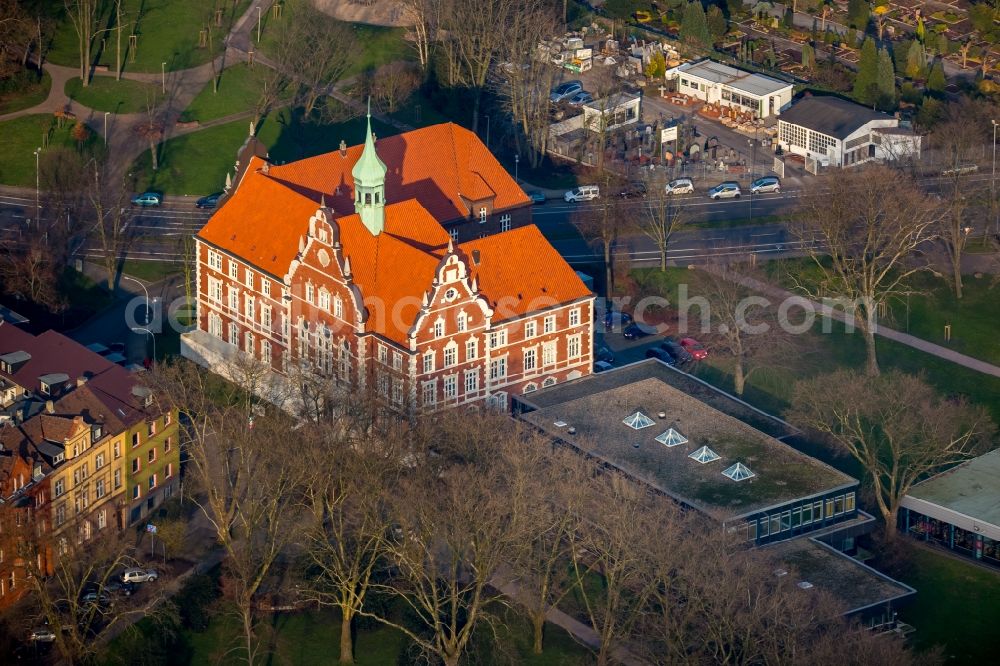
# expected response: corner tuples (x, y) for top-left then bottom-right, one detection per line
(542, 377), (557, 388)
(365, 193), (371, 205)
(523, 383), (538, 394)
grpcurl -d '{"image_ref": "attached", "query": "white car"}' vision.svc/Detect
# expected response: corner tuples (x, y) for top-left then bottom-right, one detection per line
(665, 178), (694, 195)
(30, 628), (57, 642)
(708, 182), (742, 199)
(122, 568), (159, 584)
(564, 185), (600, 202)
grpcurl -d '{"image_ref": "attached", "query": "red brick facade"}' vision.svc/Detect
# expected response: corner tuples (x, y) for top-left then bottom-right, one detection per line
(192, 123), (593, 411)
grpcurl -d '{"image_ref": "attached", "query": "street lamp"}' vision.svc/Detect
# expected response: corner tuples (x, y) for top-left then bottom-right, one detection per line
(132, 327), (156, 365)
(124, 275), (151, 324)
(515, 154), (519, 182)
(257, 6), (262, 43)
(161, 62), (166, 94)
(484, 115), (490, 150)
(992, 120), (997, 233)
(104, 111), (110, 139)
(34, 147), (41, 217)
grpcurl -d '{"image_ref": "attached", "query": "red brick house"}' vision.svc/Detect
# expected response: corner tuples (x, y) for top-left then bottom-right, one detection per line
(184, 118), (595, 411)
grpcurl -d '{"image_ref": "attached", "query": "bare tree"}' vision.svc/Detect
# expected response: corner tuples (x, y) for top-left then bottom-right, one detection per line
(791, 165), (939, 376)
(113, 0), (127, 80)
(691, 264), (802, 396)
(134, 98), (164, 171)
(149, 358), (309, 664)
(933, 111), (988, 299)
(399, 0), (444, 70)
(361, 412), (533, 666)
(493, 1), (559, 167)
(789, 369), (995, 540)
(574, 174), (627, 302)
(297, 432), (400, 664)
(64, 0), (108, 86)
(277, 4), (357, 117)
(371, 61), (420, 113)
(568, 472), (664, 666)
(86, 158), (134, 289)
(637, 174), (688, 271)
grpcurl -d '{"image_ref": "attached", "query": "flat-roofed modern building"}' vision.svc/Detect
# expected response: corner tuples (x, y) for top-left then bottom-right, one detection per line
(899, 448), (1000, 568)
(777, 95), (921, 168)
(665, 59), (793, 118)
(515, 360), (859, 545)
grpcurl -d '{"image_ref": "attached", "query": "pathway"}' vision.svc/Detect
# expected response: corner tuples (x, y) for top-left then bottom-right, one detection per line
(0, 0), (271, 184)
(711, 268), (1000, 379)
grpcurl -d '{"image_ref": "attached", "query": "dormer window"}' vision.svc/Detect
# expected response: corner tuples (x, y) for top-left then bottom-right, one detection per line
(91, 426), (102, 442)
(479, 208), (488, 223)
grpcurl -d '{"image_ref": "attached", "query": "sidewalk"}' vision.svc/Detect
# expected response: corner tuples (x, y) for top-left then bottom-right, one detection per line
(715, 269), (1000, 379)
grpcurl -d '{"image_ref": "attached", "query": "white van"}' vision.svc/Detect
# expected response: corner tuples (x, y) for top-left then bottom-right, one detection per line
(564, 185), (600, 202)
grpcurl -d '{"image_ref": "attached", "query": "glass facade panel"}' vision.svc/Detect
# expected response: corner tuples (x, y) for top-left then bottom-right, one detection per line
(770, 515), (780, 535)
(759, 517), (769, 537)
(835, 496), (845, 515)
(791, 507), (801, 528)
(814, 501), (823, 521)
(846, 492), (855, 512)
(781, 511), (791, 532)
(825, 499), (835, 519)
(801, 503), (812, 525)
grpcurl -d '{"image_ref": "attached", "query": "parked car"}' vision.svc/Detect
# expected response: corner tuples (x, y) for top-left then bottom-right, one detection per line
(594, 360), (614, 372)
(660, 337), (693, 364)
(567, 91), (594, 107)
(108, 342), (126, 355)
(104, 580), (136, 597)
(749, 176), (781, 194)
(549, 80), (582, 103)
(526, 190), (546, 205)
(131, 192), (162, 207)
(196, 192), (222, 209)
(81, 591), (110, 606)
(623, 322), (658, 340)
(122, 568), (159, 584)
(618, 181), (647, 199)
(679, 337), (708, 360)
(665, 177), (695, 195)
(29, 628), (56, 642)
(596, 345), (615, 363)
(707, 182), (741, 200)
(603, 311), (633, 330)
(645, 347), (676, 364)
(564, 185), (600, 202)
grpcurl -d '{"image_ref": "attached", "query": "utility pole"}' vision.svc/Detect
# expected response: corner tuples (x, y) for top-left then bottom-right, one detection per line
(257, 6), (262, 43)
(992, 120), (997, 233)
(34, 147), (41, 217)
(161, 62), (166, 94)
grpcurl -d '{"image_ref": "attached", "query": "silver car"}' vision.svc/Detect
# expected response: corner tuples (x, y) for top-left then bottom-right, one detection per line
(665, 178), (694, 195)
(750, 176), (781, 194)
(708, 182), (742, 199)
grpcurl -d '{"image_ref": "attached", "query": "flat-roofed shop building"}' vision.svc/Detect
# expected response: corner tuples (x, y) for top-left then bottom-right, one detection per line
(900, 448), (1000, 568)
(665, 59), (793, 119)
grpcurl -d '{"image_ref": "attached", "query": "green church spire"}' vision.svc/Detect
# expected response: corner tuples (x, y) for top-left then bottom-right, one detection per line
(352, 99), (387, 235)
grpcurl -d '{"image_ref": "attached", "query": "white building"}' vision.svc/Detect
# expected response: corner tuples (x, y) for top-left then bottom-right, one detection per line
(583, 92), (641, 132)
(777, 96), (921, 168)
(665, 59), (793, 119)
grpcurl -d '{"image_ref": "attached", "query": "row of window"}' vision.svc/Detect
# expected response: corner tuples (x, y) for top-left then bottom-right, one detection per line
(132, 463), (173, 501)
(743, 492), (856, 542)
(207, 250), (273, 299)
(422, 370), (483, 406)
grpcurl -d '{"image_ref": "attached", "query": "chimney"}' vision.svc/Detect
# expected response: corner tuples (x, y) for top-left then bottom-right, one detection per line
(45, 400), (54, 414)
(339, 140), (347, 157)
(472, 249), (481, 265)
(76, 376), (88, 388)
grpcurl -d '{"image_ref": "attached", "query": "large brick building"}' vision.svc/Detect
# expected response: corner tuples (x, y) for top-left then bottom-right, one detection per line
(183, 118), (594, 411)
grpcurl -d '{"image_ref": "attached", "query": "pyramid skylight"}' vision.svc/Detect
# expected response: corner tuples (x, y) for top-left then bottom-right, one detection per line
(623, 411), (655, 430)
(722, 462), (755, 481)
(688, 445), (721, 464)
(654, 428), (688, 447)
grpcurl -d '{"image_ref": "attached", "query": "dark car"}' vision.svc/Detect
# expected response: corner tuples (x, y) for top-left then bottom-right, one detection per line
(594, 360), (614, 372)
(104, 580), (136, 597)
(645, 347), (675, 364)
(618, 181), (648, 199)
(660, 337), (693, 364)
(623, 322), (658, 340)
(596, 345), (615, 363)
(603, 311), (633, 330)
(549, 80), (583, 103)
(196, 192), (223, 209)
(526, 190), (546, 205)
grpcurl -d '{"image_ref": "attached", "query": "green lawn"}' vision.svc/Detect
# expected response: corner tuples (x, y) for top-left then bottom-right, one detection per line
(179, 64), (281, 123)
(0, 114), (104, 186)
(891, 543), (1000, 664)
(131, 108), (396, 195)
(120, 259), (182, 283)
(765, 257), (1000, 367)
(47, 0), (251, 73)
(258, 7), (414, 78)
(0, 69), (51, 115)
(65, 76), (160, 114)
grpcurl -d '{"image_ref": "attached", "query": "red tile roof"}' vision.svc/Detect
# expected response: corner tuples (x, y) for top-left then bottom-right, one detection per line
(267, 123), (529, 222)
(198, 159), (318, 277)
